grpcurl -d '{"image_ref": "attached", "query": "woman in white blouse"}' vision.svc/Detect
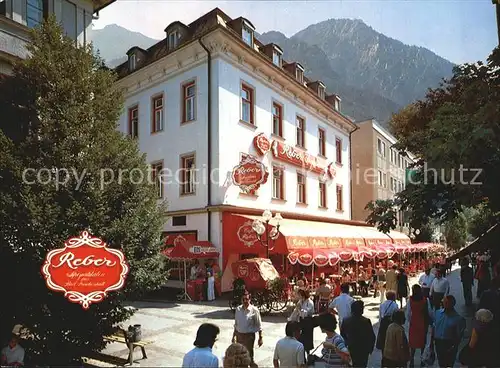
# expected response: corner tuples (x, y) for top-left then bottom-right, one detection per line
(289, 289), (315, 357)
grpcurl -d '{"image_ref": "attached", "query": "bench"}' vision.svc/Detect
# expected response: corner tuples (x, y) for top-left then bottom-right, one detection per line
(103, 329), (153, 365)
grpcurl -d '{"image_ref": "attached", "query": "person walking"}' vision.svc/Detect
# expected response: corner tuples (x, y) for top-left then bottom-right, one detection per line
(273, 321), (306, 368)
(406, 284), (432, 367)
(318, 314), (351, 368)
(377, 265), (387, 303)
(315, 278), (333, 314)
(397, 268), (409, 308)
(288, 289), (314, 357)
(233, 292), (263, 367)
(418, 268), (435, 299)
(328, 283), (354, 327)
(429, 269), (450, 310)
(459, 309), (496, 368)
(182, 323), (220, 368)
(385, 265), (398, 294)
(376, 291), (399, 351)
(460, 259), (474, 306)
(224, 343), (251, 368)
(431, 295), (466, 368)
(475, 258), (491, 299)
(382, 310), (410, 368)
(340, 300), (376, 368)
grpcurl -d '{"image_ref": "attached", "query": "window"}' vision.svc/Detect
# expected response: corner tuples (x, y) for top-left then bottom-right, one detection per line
(318, 86), (325, 100)
(272, 51), (281, 67)
(168, 31), (181, 50)
(334, 99), (340, 111)
(390, 149), (396, 165)
(319, 182), (327, 208)
(27, 0), (43, 28)
(172, 216), (187, 227)
(296, 116), (305, 148)
(390, 177), (397, 193)
(297, 173), (306, 204)
(242, 25), (253, 47)
(240, 84), (254, 125)
(296, 68), (304, 83)
(272, 102), (282, 137)
(335, 138), (342, 164)
(128, 53), (136, 71)
(152, 95), (164, 133)
(151, 162), (164, 198)
(128, 106), (139, 139)
(182, 81), (196, 123)
(272, 166), (284, 200)
(61, 0), (77, 40)
(399, 155), (404, 169)
(377, 138), (386, 157)
(336, 185), (343, 211)
(318, 128), (326, 157)
(180, 155), (196, 195)
(378, 170), (387, 187)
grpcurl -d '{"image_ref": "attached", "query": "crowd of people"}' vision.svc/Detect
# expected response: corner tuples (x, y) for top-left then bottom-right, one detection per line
(181, 251), (500, 368)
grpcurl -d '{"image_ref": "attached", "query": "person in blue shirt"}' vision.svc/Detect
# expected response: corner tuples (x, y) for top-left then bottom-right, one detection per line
(183, 323), (220, 368)
(430, 295), (466, 367)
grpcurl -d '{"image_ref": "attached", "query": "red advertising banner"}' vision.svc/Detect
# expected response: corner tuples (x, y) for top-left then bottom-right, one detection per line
(271, 140), (325, 174)
(164, 232), (197, 246)
(41, 231), (129, 310)
(253, 133), (271, 156)
(232, 156), (269, 194)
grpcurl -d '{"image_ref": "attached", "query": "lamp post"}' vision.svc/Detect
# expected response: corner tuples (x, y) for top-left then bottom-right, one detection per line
(251, 210), (282, 259)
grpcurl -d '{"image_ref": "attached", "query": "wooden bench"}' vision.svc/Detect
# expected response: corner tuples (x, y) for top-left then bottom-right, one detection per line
(103, 329), (153, 365)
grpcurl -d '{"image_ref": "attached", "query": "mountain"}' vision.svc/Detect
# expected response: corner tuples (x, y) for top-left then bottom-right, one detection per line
(257, 31), (402, 123)
(289, 19), (455, 107)
(90, 20), (454, 124)
(90, 24), (159, 67)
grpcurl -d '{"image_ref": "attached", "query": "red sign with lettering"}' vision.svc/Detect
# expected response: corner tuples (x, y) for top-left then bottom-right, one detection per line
(253, 133), (271, 156)
(237, 220), (260, 247)
(41, 231), (129, 310)
(232, 156), (268, 194)
(271, 140), (325, 174)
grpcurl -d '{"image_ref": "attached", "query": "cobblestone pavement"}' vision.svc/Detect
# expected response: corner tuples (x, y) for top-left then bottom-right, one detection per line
(101, 265), (473, 367)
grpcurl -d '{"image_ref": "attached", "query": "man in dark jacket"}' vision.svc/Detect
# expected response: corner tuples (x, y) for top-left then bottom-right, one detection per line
(340, 300), (375, 368)
(460, 258), (474, 306)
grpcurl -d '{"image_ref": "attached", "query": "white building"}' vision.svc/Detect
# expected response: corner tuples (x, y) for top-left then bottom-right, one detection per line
(115, 8), (410, 291)
(0, 0), (115, 75)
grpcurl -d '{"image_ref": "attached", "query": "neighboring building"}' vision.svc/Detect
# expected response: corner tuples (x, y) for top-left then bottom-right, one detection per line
(114, 8), (411, 291)
(351, 118), (415, 233)
(0, 0), (116, 75)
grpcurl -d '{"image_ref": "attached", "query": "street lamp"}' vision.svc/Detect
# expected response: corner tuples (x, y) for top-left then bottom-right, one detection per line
(252, 210), (282, 259)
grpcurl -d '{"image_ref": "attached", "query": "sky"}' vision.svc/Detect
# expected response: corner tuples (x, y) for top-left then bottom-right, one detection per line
(94, 0), (499, 64)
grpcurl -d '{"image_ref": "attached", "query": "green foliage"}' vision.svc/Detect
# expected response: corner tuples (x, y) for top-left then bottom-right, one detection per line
(365, 199), (399, 234)
(368, 46), (500, 232)
(467, 203), (499, 238)
(444, 213), (468, 250)
(268, 277), (287, 294)
(0, 17), (167, 365)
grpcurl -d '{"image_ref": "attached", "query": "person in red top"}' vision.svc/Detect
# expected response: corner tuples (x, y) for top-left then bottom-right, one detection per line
(406, 284), (432, 367)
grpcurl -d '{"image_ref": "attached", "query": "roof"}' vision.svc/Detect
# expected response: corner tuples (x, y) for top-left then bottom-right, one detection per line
(93, 0), (116, 13)
(114, 8), (353, 129)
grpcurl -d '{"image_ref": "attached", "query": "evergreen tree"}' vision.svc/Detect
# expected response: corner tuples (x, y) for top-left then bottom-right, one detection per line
(0, 17), (167, 365)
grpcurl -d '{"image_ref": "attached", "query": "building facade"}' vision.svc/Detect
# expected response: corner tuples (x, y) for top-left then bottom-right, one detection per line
(115, 9), (411, 291)
(351, 118), (415, 232)
(0, 0), (115, 75)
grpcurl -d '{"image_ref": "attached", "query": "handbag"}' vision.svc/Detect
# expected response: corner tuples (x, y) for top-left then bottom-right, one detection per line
(306, 341), (325, 366)
(376, 301), (395, 350)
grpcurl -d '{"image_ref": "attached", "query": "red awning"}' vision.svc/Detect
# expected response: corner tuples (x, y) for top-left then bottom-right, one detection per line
(164, 240), (219, 260)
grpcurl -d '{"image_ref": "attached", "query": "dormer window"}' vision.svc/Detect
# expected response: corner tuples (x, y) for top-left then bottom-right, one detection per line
(272, 50), (282, 67)
(334, 99), (340, 111)
(242, 24), (253, 47)
(296, 67), (304, 84)
(168, 31), (181, 50)
(129, 53), (136, 71)
(318, 85), (326, 100)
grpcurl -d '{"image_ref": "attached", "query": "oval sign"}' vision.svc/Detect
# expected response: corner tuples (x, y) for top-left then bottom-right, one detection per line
(41, 231), (129, 310)
(232, 156), (268, 194)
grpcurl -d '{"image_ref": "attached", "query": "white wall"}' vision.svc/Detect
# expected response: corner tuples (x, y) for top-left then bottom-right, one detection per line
(118, 63), (209, 212)
(214, 57), (351, 220)
(163, 212), (208, 241)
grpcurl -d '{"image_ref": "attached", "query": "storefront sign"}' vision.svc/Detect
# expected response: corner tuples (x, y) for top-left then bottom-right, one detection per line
(271, 141), (325, 174)
(190, 246), (216, 254)
(237, 264), (249, 277)
(41, 231), (129, 310)
(164, 232), (197, 246)
(287, 236), (343, 249)
(253, 133), (271, 155)
(237, 221), (259, 247)
(232, 156), (268, 194)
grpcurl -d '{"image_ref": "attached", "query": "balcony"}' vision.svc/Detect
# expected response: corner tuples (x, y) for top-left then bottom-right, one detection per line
(0, 14), (30, 71)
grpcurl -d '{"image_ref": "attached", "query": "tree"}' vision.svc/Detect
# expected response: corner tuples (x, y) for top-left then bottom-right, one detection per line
(0, 18), (167, 365)
(444, 213), (468, 250)
(367, 46), (500, 233)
